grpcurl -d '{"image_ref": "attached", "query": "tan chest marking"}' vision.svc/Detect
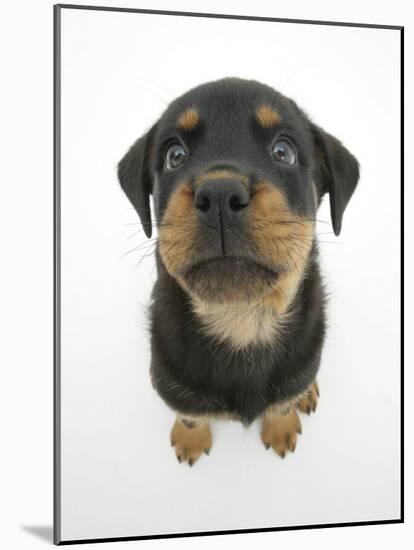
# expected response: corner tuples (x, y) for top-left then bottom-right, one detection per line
(192, 298), (289, 350)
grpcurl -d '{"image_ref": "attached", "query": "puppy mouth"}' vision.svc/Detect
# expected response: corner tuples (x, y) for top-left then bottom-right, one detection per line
(181, 256), (279, 303)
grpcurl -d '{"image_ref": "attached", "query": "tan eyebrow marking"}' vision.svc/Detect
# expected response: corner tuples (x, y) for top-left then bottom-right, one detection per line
(255, 105), (280, 128)
(177, 108), (199, 130)
(195, 170), (249, 187)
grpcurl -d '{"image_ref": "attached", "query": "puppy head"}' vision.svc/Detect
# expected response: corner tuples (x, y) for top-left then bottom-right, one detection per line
(118, 78), (359, 307)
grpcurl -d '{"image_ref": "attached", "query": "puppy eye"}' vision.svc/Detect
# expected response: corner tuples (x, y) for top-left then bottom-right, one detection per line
(164, 142), (187, 170)
(271, 139), (296, 165)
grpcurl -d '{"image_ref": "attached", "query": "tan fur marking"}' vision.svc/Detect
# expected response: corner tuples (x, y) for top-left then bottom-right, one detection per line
(261, 405), (302, 458)
(192, 298), (291, 350)
(195, 170), (249, 187)
(250, 182), (315, 314)
(177, 108), (199, 130)
(256, 105), (280, 128)
(170, 415), (212, 466)
(262, 270), (304, 314)
(158, 181), (197, 278)
(295, 381), (319, 415)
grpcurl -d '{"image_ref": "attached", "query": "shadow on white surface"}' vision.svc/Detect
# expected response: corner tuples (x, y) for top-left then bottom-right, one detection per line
(21, 526), (53, 544)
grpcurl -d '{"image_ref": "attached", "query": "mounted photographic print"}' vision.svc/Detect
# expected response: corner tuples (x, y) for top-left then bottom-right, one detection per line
(54, 4), (403, 545)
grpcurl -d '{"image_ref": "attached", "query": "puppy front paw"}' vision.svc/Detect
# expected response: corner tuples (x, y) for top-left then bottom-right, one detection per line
(296, 381), (319, 415)
(170, 417), (212, 466)
(261, 407), (302, 458)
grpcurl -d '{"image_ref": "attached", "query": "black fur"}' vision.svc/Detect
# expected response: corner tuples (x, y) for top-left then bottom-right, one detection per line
(118, 78), (359, 424)
(149, 249), (325, 425)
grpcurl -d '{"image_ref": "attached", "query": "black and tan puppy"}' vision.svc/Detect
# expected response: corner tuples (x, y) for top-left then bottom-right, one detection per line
(118, 78), (359, 465)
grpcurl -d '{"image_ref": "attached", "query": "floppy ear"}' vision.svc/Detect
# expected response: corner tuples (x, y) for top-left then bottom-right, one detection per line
(311, 124), (360, 236)
(117, 125), (157, 238)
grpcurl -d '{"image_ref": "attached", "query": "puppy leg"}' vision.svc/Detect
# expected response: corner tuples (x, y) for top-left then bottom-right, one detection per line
(296, 381), (319, 415)
(170, 415), (212, 466)
(261, 405), (302, 458)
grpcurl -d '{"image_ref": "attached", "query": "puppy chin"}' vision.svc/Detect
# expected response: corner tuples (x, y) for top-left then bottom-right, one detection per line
(181, 256), (279, 304)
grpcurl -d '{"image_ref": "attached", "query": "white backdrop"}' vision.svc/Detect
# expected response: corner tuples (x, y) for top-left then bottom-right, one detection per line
(2, 1), (413, 550)
(58, 7), (401, 542)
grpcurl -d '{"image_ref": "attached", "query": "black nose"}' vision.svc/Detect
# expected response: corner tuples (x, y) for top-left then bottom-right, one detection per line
(194, 179), (250, 227)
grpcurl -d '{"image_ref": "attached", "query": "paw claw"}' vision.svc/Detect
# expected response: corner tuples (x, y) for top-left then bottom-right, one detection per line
(170, 418), (212, 466)
(297, 381), (319, 416)
(261, 408), (301, 459)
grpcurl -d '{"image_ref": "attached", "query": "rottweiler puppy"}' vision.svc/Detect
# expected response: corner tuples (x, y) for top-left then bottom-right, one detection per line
(118, 77), (359, 465)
